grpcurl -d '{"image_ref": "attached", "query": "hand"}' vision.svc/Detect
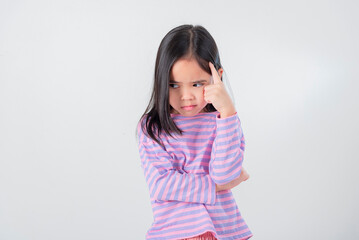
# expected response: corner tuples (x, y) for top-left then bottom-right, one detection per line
(204, 62), (236, 118)
(215, 168), (250, 192)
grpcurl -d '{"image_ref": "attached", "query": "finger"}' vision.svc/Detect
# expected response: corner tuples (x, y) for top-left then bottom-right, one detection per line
(203, 86), (209, 103)
(204, 84), (215, 91)
(204, 92), (211, 103)
(209, 62), (221, 84)
(204, 91), (215, 103)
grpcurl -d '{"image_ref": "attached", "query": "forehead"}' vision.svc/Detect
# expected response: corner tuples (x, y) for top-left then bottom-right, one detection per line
(170, 58), (210, 82)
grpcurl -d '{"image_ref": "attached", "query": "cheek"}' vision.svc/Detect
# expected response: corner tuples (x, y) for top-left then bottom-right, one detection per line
(168, 91), (177, 104)
(195, 88), (205, 99)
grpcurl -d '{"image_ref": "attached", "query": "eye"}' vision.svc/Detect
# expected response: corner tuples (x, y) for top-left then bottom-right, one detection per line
(193, 83), (204, 87)
(169, 83), (179, 89)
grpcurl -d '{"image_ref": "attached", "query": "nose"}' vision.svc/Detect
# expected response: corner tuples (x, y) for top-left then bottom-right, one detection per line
(180, 86), (194, 101)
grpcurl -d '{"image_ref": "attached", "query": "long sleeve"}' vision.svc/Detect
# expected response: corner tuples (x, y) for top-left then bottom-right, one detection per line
(209, 112), (245, 185)
(137, 122), (217, 205)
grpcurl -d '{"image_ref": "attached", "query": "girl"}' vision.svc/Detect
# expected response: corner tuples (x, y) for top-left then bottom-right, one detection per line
(136, 24), (253, 240)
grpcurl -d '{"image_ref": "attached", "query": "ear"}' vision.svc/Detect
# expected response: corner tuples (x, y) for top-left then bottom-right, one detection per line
(218, 68), (224, 79)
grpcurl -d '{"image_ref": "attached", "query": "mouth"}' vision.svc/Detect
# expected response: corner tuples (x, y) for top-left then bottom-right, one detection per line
(181, 105), (197, 111)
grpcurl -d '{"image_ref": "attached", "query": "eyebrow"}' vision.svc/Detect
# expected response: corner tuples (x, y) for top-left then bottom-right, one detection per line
(169, 80), (207, 83)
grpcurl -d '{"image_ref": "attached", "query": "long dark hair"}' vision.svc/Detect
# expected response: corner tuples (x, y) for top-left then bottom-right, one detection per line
(138, 24), (223, 147)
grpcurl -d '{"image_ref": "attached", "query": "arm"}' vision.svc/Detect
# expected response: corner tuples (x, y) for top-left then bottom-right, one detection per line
(209, 112), (246, 186)
(137, 122), (217, 205)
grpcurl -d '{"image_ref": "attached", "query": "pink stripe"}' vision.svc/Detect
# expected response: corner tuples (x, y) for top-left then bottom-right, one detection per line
(169, 173), (180, 200)
(212, 215), (242, 224)
(219, 225), (251, 238)
(173, 133), (215, 139)
(200, 176), (205, 203)
(211, 164), (241, 183)
(165, 126), (216, 134)
(216, 131), (240, 143)
(154, 204), (203, 221)
(174, 115), (214, 121)
(148, 170), (158, 194)
(143, 152), (169, 157)
(185, 175), (193, 202)
(174, 117), (214, 127)
(221, 221), (247, 231)
(178, 174), (186, 201)
(215, 138), (241, 151)
(142, 141), (165, 149)
(208, 201), (237, 210)
(208, 208), (237, 217)
(152, 201), (187, 216)
(216, 118), (238, 129)
(153, 173), (168, 199)
(142, 158), (168, 169)
(216, 195), (235, 202)
(211, 155), (242, 174)
(170, 157), (210, 165)
(149, 220), (214, 237)
(140, 158), (167, 170)
(214, 145), (242, 159)
(150, 217), (210, 233)
(165, 145), (213, 154)
(184, 161), (209, 167)
(149, 224), (216, 239)
(193, 176), (198, 203)
(181, 126), (216, 133)
(208, 176), (213, 204)
(165, 140), (215, 148)
(162, 173), (173, 200)
(152, 210), (208, 229)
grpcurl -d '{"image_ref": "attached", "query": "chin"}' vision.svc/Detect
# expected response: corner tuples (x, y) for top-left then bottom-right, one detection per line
(180, 112), (196, 117)
(179, 110), (201, 117)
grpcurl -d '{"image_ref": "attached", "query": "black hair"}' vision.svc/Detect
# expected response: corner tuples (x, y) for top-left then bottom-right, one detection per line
(137, 24), (223, 147)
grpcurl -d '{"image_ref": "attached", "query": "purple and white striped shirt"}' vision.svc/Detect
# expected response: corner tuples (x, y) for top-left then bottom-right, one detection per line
(137, 111), (252, 240)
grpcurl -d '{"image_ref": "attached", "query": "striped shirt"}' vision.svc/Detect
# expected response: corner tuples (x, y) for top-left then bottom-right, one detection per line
(137, 111), (253, 240)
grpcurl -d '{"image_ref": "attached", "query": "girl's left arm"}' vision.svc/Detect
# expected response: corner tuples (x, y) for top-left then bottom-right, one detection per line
(205, 62), (246, 186)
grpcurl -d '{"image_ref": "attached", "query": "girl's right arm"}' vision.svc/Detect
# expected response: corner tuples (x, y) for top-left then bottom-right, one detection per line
(137, 122), (217, 205)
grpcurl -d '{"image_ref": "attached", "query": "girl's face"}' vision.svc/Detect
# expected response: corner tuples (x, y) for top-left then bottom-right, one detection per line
(169, 58), (211, 117)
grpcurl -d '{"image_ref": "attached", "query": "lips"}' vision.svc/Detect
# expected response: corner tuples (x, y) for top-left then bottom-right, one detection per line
(181, 105), (196, 110)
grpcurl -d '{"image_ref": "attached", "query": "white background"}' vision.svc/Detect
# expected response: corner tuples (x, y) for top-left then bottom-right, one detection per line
(1, 0), (358, 239)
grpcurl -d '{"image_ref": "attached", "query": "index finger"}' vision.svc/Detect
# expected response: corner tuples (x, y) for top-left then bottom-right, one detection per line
(209, 62), (221, 84)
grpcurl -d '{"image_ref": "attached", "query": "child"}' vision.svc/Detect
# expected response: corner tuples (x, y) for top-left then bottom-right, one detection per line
(136, 24), (253, 240)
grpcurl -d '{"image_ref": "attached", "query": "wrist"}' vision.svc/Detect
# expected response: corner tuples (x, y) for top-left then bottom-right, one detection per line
(215, 184), (223, 192)
(219, 108), (236, 118)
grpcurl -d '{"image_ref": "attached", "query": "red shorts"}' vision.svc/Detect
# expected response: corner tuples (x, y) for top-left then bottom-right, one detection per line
(181, 231), (217, 240)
